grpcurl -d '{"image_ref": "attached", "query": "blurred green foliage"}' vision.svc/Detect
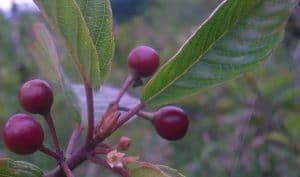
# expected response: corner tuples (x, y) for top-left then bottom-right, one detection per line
(0, 1), (300, 177)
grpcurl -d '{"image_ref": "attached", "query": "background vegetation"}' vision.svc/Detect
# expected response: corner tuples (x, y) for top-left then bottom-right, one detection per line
(0, 1), (299, 176)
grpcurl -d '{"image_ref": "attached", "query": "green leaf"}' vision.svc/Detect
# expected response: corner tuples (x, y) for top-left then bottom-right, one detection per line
(29, 23), (63, 84)
(0, 158), (43, 177)
(128, 162), (185, 177)
(142, 0), (295, 107)
(33, 0), (114, 89)
(75, 0), (115, 81)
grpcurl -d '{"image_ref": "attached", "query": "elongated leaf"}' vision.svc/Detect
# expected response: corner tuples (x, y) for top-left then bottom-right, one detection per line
(33, 0), (114, 89)
(142, 0), (295, 107)
(29, 23), (62, 84)
(75, 0), (115, 79)
(0, 158), (43, 177)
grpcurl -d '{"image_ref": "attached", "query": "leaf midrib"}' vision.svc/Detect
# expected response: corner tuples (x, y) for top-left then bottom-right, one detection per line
(143, 0), (258, 103)
(34, 0), (101, 84)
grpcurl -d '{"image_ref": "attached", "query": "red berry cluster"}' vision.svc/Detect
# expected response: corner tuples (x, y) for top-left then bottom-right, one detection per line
(1, 45), (190, 166)
(3, 79), (53, 155)
(127, 45), (189, 141)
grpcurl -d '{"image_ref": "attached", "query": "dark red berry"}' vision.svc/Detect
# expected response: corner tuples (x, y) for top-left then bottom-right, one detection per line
(19, 79), (53, 115)
(128, 45), (160, 77)
(153, 106), (189, 141)
(3, 113), (44, 155)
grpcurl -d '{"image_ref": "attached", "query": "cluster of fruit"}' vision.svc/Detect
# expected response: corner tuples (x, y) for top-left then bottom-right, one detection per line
(2, 46), (189, 157)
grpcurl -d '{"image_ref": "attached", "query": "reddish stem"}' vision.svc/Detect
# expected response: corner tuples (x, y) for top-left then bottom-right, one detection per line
(117, 102), (145, 128)
(44, 113), (63, 157)
(44, 84), (144, 176)
(44, 145), (87, 177)
(114, 74), (135, 105)
(118, 106), (154, 121)
(61, 162), (75, 177)
(66, 124), (83, 159)
(84, 84), (95, 146)
(39, 145), (60, 160)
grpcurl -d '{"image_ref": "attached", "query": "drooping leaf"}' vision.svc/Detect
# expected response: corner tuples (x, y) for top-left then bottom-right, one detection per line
(33, 0), (114, 89)
(75, 0), (115, 80)
(0, 158), (43, 177)
(29, 23), (63, 84)
(142, 0), (295, 107)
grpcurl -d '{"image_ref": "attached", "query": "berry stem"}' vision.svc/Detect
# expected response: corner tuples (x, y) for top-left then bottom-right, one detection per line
(88, 155), (129, 177)
(39, 145), (60, 160)
(66, 124), (83, 159)
(84, 83), (95, 146)
(113, 74), (136, 105)
(118, 106), (154, 121)
(44, 103), (144, 177)
(44, 113), (63, 156)
(117, 102), (145, 128)
(61, 162), (75, 177)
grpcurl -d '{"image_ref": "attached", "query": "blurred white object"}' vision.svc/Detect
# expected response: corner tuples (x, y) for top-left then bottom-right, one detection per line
(0, 0), (37, 13)
(70, 84), (140, 128)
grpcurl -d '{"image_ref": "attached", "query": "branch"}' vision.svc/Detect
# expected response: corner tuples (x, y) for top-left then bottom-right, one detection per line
(39, 145), (60, 160)
(113, 74), (136, 105)
(44, 145), (87, 177)
(118, 106), (154, 121)
(44, 113), (63, 156)
(84, 83), (95, 147)
(61, 162), (75, 177)
(66, 124), (83, 159)
(117, 102), (145, 128)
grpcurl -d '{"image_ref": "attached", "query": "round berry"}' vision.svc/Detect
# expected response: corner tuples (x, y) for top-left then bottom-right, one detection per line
(118, 136), (131, 151)
(3, 114), (44, 155)
(153, 106), (189, 141)
(128, 45), (160, 77)
(19, 79), (53, 115)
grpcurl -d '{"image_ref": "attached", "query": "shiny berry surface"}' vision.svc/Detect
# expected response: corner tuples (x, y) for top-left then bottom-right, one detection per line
(19, 79), (53, 115)
(153, 106), (189, 141)
(128, 45), (160, 77)
(3, 114), (44, 155)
